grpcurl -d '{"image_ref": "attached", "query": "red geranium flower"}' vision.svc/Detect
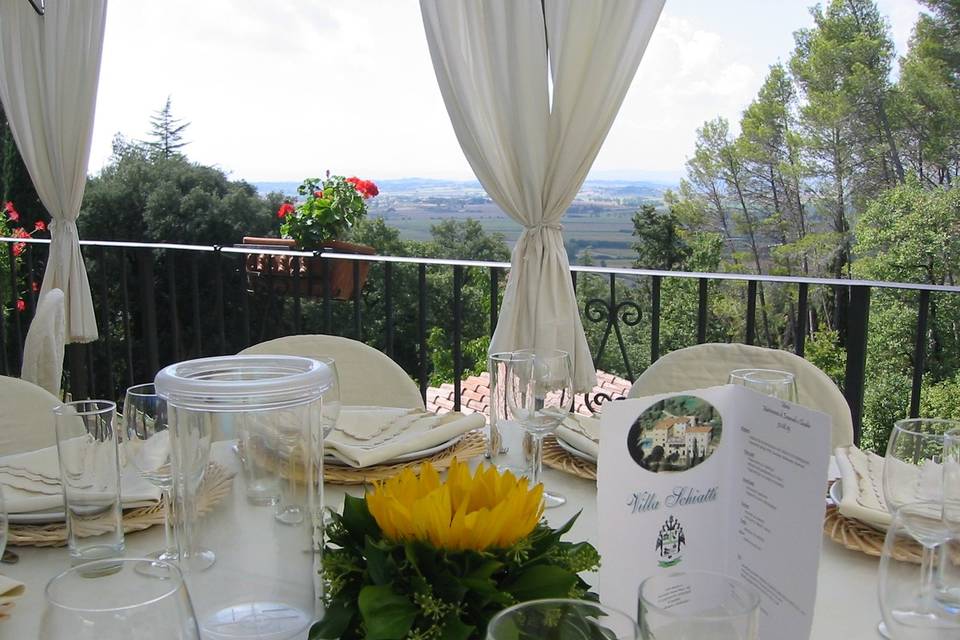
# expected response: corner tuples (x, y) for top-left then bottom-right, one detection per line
(34, 220), (46, 232)
(12, 242), (25, 257)
(15, 299), (25, 313)
(4, 201), (19, 222)
(31, 281), (39, 293)
(13, 228), (29, 239)
(277, 202), (295, 219)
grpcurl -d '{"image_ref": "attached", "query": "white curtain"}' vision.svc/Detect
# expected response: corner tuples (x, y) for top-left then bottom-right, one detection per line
(420, 0), (664, 391)
(0, 0), (108, 343)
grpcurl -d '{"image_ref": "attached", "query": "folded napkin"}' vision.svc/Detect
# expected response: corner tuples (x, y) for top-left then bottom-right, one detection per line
(835, 445), (893, 529)
(0, 444), (161, 514)
(555, 414), (601, 459)
(0, 575), (23, 621)
(324, 406), (484, 468)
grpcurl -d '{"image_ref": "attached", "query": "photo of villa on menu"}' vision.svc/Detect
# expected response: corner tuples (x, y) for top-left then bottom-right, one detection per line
(626, 395), (722, 473)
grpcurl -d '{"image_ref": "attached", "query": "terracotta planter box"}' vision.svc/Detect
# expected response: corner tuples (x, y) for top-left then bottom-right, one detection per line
(241, 237), (375, 301)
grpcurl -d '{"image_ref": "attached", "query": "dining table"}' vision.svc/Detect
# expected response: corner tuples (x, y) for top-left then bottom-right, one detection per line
(1, 438), (884, 639)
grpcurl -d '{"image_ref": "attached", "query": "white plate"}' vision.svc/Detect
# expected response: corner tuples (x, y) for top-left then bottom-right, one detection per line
(555, 435), (597, 463)
(8, 509), (65, 524)
(324, 435), (463, 467)
(828, 479), (842, 505)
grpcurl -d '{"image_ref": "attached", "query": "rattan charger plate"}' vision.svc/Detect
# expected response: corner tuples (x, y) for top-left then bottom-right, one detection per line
(542, 435), (597, 481)
(8, 461), (235, 548)
(823, 502), (923, 564)
(323, 429), (487, 485)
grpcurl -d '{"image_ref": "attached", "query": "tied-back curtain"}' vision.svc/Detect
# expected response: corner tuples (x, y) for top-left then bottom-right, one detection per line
(420, 0), (665, 392)
(0, 0), (108, 343)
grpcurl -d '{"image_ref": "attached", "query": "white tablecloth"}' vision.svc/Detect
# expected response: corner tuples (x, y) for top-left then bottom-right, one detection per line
(1, 441), (883, 639)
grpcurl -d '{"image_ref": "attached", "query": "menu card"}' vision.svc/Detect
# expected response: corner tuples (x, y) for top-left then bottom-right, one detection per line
(598, 385), (830, 640)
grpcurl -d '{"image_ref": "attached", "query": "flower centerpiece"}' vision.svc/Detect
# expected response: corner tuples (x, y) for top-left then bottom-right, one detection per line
(312, 459), (600, 640)
(243, 173), (380, 300)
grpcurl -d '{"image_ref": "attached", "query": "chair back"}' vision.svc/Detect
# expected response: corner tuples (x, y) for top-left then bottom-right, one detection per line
(0, 375), (61, 455)
(239, 335), (425, 409)
(20, 288), (66, 397)
(628, 343), (854, 450)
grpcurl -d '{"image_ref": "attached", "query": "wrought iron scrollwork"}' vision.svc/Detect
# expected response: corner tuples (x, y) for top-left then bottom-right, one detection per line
(584, 297), (642, 381)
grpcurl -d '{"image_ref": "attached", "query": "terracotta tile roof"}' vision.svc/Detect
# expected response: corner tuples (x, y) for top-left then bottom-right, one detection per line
(426, 370), (632, 418)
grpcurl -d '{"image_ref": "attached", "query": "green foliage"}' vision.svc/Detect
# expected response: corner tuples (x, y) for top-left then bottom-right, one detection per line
(314, 496), (598, 640)
(631, 204), (690, 270)
(805, 330), (846, 388)
(280, 175), (376, 248)
(145, 97), (190, 159)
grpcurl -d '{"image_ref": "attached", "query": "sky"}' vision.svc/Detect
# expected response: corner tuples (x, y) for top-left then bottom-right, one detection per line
(88, 0), (926, 184)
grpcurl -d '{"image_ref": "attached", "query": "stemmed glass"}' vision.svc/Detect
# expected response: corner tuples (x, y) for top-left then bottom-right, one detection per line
(880, 418), (960, 637)
(508, 349), (573, 509)
(728, 368), (798, 402)
(878, 501), (960, 638)
(124, 384), (214, 571)
(39, 558), (201, 639)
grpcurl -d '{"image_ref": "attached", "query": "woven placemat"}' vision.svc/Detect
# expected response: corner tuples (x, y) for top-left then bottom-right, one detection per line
(324, 430), (487, 485)
(9, 461), (235, 548)
(542, 436), (597, 481)
(823, 503), (922, 563)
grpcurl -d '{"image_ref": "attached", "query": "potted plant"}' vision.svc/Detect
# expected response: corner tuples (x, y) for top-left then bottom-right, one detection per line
(243, 173), (379, 300)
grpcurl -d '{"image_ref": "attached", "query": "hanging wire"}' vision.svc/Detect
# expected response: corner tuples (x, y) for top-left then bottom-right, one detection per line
(26, 0), (44, 16)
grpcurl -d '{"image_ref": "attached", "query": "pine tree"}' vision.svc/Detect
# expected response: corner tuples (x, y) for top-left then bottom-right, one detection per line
(146, 97), (190, 158)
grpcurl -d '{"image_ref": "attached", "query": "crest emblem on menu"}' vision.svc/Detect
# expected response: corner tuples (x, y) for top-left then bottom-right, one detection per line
(655, 515), (685, 567)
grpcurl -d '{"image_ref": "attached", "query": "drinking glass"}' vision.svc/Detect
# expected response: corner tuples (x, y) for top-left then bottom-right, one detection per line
(52, 400), (125, 568)
(487, 598), (639, 640)
(878, 501), (960, 639)
(508, 349), (573, 508)
(488, 351), (536, 477)
(943, 428), (960, 524)
(39, 558), (201, 639)
(728, 368), (798, 402)
(882, 418), (960, 638)
(0, 485), (7, 562)
(638, 571), (760, 640)
(123, 384), (176, 564)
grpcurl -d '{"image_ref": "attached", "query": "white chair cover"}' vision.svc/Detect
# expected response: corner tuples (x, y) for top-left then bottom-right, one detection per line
(0, 0), (108, 342)
(239, 335), (425, 410)
(628, 343), (854, 451)
(0, 375), (60, 455)
(420, 0), (665, 392)
(20, 287), (65, 397)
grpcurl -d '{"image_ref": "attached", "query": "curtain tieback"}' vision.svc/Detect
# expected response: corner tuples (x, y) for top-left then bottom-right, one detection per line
(527, 222), (563, 232)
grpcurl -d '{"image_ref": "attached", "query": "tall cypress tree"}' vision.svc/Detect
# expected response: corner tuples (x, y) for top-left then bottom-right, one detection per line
(145, 96), (190, 158)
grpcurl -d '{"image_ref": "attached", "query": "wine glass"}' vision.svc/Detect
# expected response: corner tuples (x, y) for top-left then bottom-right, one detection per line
(39, 558), (201, 639)
(487, 598), (639, 640)
(881, 419), (960, 637)
(123, 384), (176, 566)
(508, 349), (573, 509)
(124, 384), (214, 572)
(728, 368), (798, 402)
(878, 501), (960, 639)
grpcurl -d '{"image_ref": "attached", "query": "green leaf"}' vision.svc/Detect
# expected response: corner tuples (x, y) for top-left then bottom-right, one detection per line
(358, 585), (417, 640)
(341, 494), (380, 538)
(438, 612), (475, 640)
(365, 537), (393, 586)
(309, 599), (355, 639)
(504, 565), (578, 601)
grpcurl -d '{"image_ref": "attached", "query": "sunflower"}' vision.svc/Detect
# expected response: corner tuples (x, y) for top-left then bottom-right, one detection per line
(365, 458), (544, 551)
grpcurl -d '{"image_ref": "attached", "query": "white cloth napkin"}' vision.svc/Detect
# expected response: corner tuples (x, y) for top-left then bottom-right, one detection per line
(0, 575), (24, 621)
(555, 414), (601, 459)
(0, 444), (161, 514)
(835, 445), (892, 529)
(324, 406), (484, 468)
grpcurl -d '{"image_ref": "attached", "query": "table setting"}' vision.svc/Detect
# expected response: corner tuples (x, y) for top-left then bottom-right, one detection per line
(0, 353), (955, 640)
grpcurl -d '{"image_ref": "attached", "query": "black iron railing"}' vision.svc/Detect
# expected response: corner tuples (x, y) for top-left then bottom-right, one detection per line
(3, 235), (959, 446)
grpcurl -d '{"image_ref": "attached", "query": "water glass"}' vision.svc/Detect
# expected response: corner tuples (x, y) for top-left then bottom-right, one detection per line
(638, 571), (760, 640)
(946, 428), (960, 525)
(878, 501), (960, 639)
(52, 400), (124, 568)
(40, 558), (200, 639)
(487, 598), (639, 640)
(728, 368), (797, 402)
(488, 351), (535, 473)
(884, 419), (959, 514)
